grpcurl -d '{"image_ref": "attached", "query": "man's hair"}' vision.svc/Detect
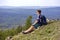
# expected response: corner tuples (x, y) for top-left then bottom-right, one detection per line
(37, 10), (41, 13)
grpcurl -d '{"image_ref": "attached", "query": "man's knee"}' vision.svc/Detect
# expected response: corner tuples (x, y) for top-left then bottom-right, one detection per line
(31, 25), (35, 29)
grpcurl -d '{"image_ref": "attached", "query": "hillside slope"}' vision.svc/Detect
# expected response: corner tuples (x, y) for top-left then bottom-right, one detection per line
(11, 21), (60, 40)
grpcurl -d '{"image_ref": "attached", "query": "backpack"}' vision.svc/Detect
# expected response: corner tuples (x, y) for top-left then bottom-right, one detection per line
(40, 15), (47, 25)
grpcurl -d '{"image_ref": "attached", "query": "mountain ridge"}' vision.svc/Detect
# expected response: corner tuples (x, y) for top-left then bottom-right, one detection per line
(10, 21), (60, 40)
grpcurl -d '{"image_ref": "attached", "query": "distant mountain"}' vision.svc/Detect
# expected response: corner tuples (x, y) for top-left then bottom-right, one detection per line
(0, 6), (60, 9)
(0, 7), (60, 29)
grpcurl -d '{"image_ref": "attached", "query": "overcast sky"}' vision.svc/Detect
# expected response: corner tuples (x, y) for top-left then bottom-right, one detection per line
(0, 0), (60, 6)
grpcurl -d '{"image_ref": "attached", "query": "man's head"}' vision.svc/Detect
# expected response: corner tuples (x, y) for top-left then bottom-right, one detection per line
(36, 10), (41, 15)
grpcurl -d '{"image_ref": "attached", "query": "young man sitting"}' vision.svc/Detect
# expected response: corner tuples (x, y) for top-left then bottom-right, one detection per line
(22, 10), (47, 34)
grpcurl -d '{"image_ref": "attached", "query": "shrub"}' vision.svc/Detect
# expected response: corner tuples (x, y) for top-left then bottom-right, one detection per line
(23, 16), (32, 30)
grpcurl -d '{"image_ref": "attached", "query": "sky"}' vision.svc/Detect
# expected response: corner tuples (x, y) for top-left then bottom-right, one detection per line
(0, 0), (60, 7)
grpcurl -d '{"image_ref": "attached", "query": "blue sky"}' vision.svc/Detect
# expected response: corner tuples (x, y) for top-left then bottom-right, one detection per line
(0, 0), (60, 6)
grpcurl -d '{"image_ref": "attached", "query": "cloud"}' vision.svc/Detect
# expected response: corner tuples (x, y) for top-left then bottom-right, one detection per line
(0, 0), (60, 6)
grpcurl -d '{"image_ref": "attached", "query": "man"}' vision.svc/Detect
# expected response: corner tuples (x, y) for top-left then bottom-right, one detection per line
(22, 10), (47, 34)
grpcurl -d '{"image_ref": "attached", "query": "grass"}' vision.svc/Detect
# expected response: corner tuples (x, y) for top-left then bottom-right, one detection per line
(10, 21), (60, 40)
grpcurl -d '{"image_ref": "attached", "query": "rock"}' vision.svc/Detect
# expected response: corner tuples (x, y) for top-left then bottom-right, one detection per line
(46, 19), (50, 22)
(5, 36), (12, 40)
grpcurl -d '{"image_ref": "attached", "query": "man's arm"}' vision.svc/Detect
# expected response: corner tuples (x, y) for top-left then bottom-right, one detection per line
(32, 15), (40, 25)
(32, 20), (38, 25)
